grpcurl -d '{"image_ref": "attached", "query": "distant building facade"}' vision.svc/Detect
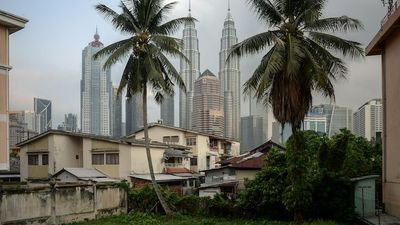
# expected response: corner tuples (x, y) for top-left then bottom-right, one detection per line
(219, 7), (240, 139)
(192, 70), (224, 137)
(240, 93), (269, 153)
(126, 93), (143, 135)
(160, 95), (174, 126)
(58, 113), (78, 132)
(80, 30), (112, 136)
(34, 98), (52, 134)
(112, 87), (122, 137)
(240, 115), (264, 154)
(353, 99), (382, 141)
(310, 104), (353, 137)
(9, 111), (38, 148)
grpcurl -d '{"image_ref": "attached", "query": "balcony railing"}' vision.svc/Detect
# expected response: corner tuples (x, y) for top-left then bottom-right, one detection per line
(164, 163), (184, 167)
(381, 0), (400, 27)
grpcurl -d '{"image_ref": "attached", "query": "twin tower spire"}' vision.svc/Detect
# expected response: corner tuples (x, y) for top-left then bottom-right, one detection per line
(172, 0), (240, 139)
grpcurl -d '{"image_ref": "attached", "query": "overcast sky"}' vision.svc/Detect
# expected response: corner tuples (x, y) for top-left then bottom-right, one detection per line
(2, 0), (386, 128)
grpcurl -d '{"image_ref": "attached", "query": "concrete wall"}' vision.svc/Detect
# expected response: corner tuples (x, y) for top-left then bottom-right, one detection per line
(382, 29), (400, 217)
(130, 146), (165, 174)
(0, 183), (127, 224)
(236, 170), (258, 189)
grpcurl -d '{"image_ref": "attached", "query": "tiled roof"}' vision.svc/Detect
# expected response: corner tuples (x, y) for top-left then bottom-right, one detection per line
(164, 167), (191, 174)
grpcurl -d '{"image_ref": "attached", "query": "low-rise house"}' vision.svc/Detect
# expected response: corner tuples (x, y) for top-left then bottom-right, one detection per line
(199, 140), (284, 197)
(52, 168), (119, 183)
(17, 130), (190, 184)
(128, 123), (240, 173)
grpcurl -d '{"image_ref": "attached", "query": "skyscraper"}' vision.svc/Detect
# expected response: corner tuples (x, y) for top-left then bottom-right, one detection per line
(311, 104), (353, 137)
(34, 98), (52, 133)
(240, 93), (269, 153)
(64, 113), (78, 132)
(160, 95), (174, 126)
(192, 70), (224, 137)
(353, 99), (383, 141)
(219, 4), (240, 139)
(126, 93), (143, 135)
(179, 4), (200, 129)
(112, 87), (122, 137)
(240, 115), (264, 153)
(80, 29), (112, 136)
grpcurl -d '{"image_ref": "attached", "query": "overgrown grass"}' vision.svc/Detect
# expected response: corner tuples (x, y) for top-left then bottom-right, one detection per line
(69, 212), (339, 225)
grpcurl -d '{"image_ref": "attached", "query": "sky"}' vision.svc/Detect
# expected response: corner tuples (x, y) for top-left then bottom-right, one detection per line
(2, 0), (387, 128)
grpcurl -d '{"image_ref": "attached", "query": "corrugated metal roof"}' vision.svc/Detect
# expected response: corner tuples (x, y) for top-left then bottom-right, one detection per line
(81, 177), (120, 183)
(130, 174), (188, 182)
(62, 168), (107, 178)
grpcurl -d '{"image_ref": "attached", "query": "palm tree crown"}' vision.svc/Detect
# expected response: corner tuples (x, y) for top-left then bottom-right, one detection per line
(230, 0), (364, 130)
(94, 0), (193, 102)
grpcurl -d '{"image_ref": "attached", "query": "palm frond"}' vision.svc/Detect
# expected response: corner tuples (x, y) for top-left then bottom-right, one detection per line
(229, 30), (281, 59)
(156, 17), (197, 35)
(308, 31), (364, 58)
(149, 1), (178, 31)
(306, 16), (364, 33)
(158, 52), (186, 93)
(247, 0), (284, 26)
(93, 38), (132, 60)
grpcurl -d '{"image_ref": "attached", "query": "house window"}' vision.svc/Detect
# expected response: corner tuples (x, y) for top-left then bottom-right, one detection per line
(186, 137), (196, 146)
(163, 136), (179, 144)
(190, 157), (197, 166)
(28, 154), (39, 165)
(106, 153), (119, 165)
(42, 154), (49, 165)
(92, 154), (104, 165)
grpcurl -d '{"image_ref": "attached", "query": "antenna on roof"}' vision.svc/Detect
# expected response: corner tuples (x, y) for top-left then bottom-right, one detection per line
(228, 0), (230, 11)
(189, 0), (191, 12)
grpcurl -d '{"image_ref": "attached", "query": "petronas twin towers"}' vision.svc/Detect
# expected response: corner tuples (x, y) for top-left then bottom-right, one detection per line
(161, 1), (240, 139)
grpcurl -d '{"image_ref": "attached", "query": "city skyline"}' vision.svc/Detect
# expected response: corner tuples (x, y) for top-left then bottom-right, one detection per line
(2, 0), (385, 128)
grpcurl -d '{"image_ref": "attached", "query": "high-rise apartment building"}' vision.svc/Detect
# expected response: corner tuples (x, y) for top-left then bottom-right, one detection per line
(240, 93), (269, 153)
(179, 6), (200, 129)
(9, 111), (27, 147)
(353, 99), (382, 141)
(192, 70), (224, 137)
(23, 110), (36, 132)
(310, 104), (353, 137)
(160, 95), (174, 126)
(9, 110), (38, 148)
(63, 113), (78, 132)
(81, 30), (112, 136)
(34, 98), (52, 133)
(219, 6), (240, 139)
(240, 115), (264, 154)
(112, 87), (122, 137)
(126, 93), (143, 135)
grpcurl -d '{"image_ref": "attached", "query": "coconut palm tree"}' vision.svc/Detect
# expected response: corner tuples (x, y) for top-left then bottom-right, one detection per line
(94, 0), (194, 215)
(229, 0), (363, 222)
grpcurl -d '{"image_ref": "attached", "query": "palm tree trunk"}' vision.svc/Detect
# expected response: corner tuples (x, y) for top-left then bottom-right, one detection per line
(142, 85), (173, 215)
(291, 125), (304, 224)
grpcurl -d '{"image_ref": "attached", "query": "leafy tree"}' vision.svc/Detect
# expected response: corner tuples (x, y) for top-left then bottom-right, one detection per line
(229, 0), (363, 222)
(94, 0), (194, 215)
